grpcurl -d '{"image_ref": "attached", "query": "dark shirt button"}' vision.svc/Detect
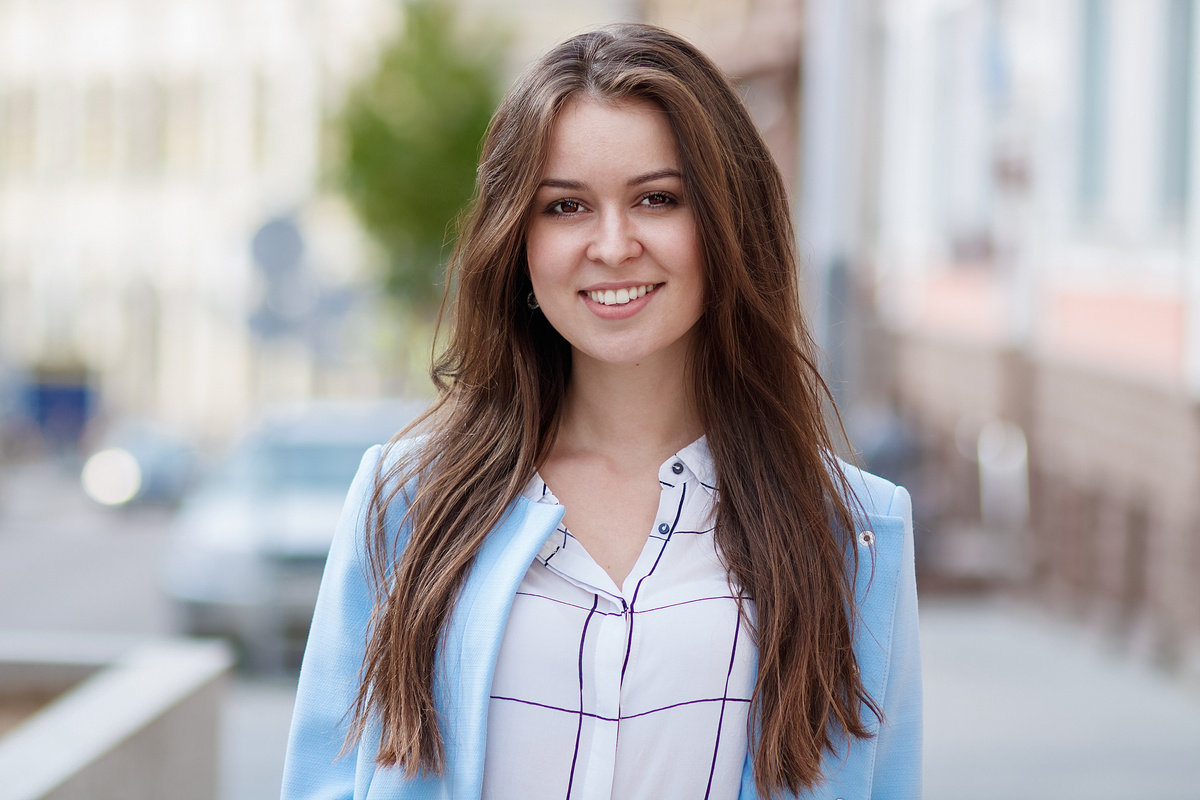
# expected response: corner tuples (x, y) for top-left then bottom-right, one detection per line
(671, 462), (684, 474)
(658, 523), (670, 534)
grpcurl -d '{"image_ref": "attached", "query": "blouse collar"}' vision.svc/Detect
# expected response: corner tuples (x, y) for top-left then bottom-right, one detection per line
(522, 435), (717, 505)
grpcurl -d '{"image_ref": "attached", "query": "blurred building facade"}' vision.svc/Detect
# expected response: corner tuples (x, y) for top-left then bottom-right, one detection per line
(804, 0), (1200, 672)
(0, 0), (403, 444)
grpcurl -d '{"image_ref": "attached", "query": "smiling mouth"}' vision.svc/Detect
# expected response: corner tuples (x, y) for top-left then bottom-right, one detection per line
(586, 284), (660, 306)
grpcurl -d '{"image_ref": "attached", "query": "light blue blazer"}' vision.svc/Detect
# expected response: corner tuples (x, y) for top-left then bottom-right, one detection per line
(281, 445), (922, 800)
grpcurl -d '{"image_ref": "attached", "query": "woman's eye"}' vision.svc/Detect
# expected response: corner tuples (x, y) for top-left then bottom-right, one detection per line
(549, 199), (584, 215)
(640, 192), (675, 207)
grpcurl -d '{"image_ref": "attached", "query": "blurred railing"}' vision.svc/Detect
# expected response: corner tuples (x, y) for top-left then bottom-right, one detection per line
(0, 633), (232, 800)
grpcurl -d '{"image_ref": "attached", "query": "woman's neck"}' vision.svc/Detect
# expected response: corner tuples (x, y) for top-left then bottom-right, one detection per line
(554, 347), (702, 470)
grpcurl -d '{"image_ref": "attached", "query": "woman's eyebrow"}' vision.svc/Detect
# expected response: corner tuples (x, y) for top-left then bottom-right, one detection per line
(628, 168), (682, 186)
(537, 169), (683, 193)
(538, 178), (586, 191)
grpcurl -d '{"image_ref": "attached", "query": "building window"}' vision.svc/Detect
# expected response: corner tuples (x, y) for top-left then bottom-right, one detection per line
(254, 71), (270, 168)
(1078, 0), (1110, 219)
(932, 6), (994, 261)
(166, 79), (203, 175)
(128, 78), (165, 178)
(0, 88), (36, 179)
(1162, 0), (1194, 224)
(83, 82), (116, 177)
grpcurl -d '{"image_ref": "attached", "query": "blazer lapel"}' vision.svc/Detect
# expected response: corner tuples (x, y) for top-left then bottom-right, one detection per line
(435, 496), (565, 799)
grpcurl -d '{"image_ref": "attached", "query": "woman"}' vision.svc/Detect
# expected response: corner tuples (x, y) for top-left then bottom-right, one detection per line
(281, 23), (920, 800)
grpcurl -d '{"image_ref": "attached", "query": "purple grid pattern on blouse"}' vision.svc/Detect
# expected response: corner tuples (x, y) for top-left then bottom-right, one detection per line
(481, 438), (757, 800)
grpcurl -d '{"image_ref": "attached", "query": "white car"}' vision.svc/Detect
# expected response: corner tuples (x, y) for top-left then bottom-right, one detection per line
(161, 399), (424, 669)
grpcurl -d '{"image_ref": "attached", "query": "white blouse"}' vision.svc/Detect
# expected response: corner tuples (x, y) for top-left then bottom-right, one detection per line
(482, 437), (757, 800)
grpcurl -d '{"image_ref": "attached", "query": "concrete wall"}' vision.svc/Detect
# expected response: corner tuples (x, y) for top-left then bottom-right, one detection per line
(0, 633), (232, 800)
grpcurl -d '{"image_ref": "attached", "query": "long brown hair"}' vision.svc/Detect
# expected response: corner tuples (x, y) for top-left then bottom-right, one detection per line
(350, 22), (879, 796)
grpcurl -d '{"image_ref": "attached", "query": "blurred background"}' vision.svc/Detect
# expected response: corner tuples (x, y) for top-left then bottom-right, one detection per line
(0, 0), (1198, 798)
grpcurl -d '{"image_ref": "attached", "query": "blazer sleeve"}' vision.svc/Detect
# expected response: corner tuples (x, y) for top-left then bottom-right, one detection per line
(280, 445), (384, 800)
(871, 484), (923, 797)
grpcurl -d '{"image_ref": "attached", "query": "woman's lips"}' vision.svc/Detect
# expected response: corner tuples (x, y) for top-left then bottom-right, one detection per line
(585, 283), (660, 306)
(580, 283), (660, 319)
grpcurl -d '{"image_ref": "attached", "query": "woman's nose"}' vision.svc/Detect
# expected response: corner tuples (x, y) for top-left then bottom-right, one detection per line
(586, 210), (643, 266)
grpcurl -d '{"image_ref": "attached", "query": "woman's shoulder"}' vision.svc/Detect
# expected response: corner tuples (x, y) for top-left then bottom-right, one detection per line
(830, 457), (915, 610)
(357, 433), (431, 494)
(833, 456), (911, 523)
(375, 431), (429, 468)
(331, 435), (430, 560)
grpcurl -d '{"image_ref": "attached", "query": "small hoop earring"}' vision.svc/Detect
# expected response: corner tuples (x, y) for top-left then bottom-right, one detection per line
(527, 291), (539, 310)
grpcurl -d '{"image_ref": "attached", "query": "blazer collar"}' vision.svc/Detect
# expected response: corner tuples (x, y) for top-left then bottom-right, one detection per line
(434, 495), (565, 798)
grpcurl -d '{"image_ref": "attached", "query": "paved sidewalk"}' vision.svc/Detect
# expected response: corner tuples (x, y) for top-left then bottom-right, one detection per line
(922, 597), (1200, 800)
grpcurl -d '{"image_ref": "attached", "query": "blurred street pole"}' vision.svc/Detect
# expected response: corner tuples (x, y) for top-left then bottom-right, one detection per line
(1185, 0), (1200, 398)
(799, 0), (881, 406)
(800, 0), (854, 393)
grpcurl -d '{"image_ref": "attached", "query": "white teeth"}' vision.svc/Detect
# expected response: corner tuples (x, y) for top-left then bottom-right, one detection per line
(588, 284), (657, 306)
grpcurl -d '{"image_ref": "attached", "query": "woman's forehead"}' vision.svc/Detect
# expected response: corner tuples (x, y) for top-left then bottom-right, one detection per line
(539, 97), (680, 182)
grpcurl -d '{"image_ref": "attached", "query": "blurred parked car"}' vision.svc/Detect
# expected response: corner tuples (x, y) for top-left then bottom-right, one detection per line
(161, 399), (425, 669)
(80, 419), (199, 507)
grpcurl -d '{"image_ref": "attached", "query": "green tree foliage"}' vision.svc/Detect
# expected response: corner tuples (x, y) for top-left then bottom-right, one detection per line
(339, 1), (502, 308)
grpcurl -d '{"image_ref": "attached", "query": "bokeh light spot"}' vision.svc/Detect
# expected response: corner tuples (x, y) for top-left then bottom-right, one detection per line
(82, 448), (142, 506)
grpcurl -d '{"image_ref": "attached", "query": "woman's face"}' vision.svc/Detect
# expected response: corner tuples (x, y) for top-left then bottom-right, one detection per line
(525, 96), (704, 371)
